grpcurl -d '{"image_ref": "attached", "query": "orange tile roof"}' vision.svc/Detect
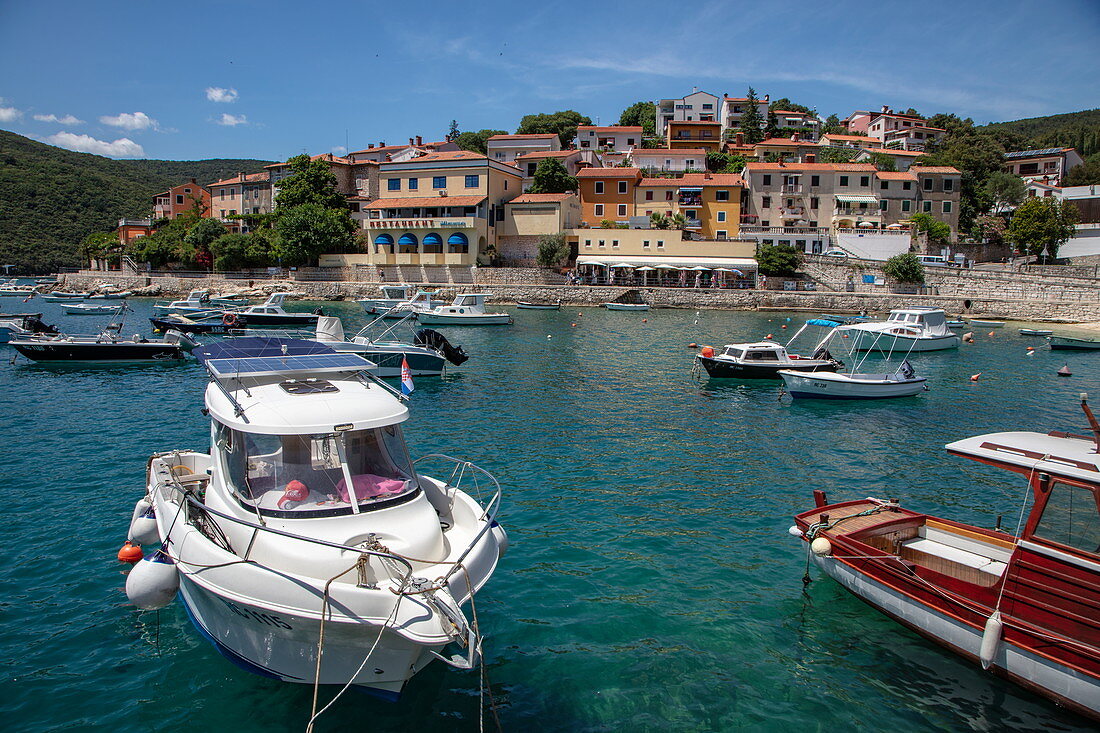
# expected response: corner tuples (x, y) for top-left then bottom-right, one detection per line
(820, 133), (875, 142)
(631, 148), (707, 156)
(638, 178), (678, 187)
(576, 125), (643, 134)
(349, 144), (411, 155)
(909, 166), (961, 174)
(364, 195), (487, 210)
(515, 150), (580, 160)
(209, 172), (269, 187)
(862, 147), (923, 157)
(266, 153), (351, 169)
(638, 173), (743, 187)
(398, 150), (486, 162)
(487, 133), (558, 141)
(576, 167), (641, 178)
(771, 110), (809, 116)
(756, 138), (820, 147)
(874, 171), (918, 181)
(508, 193), (575, 204)
(745, 162), (876, 172)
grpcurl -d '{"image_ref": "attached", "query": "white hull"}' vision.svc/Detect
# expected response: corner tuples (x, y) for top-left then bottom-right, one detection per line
(814, 555), (1100, 718)
(843, 329), (959, 352)
(416, 313), (511, 325)
(603, 303), (649, 311)
(780, 370), (926, 399)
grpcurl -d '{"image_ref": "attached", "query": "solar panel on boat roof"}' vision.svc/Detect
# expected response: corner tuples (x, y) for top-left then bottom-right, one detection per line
(206, 353), (374, 379)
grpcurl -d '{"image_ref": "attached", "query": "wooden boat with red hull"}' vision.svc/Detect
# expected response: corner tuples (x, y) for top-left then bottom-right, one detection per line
(792, 398), (1100, 722)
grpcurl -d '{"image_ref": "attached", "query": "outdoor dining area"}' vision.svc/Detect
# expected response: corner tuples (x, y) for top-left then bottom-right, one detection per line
(573, 258), (757, 289)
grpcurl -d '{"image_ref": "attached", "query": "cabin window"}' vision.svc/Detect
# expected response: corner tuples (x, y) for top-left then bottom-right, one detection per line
(1033, 481), (1100, 555)
(219, 424), (418, 517)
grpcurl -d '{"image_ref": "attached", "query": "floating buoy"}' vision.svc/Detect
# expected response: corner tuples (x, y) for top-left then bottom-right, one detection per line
(1058, 364), (1072, 377)
(970, 373), (981, 382)
(810, 537), (832, 556)
(766, 334), (773, 340)
(701, 346), (714, 358)
(688, 343), (697, 348)
(988, 331), (995, 337)
(642, 318), (647, 323)
(572, 322), (577, 327)
(125, 549), (179, 609)
(1026, 346), (1035, 351)
(547, 334), (552, 339)
(842, 333), (849, 339)
(117, 541), (143, 564)
(785, 317), (791, 322)
(781, 324), (787, 329)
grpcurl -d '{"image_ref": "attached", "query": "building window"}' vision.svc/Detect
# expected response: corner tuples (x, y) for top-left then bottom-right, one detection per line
(465, 175), (479, 188)
(646, 191), (654, 201)
(715, 190), (729, 201)
(923, 178), (933, 191)
(903, 181), (912, 191)
(717, 211), (726, 222)
(839, 176), (849, 187)
(761, 220), (770, 227)
(880, 180), (889, 190)
(585, 239), (592, 248)
(618, 181), (628, 194)
(598, 240), (605, 247)
(387, 179), (400, 191)
(902, 200), (911, 212)
(943, 178), (954, 192)
(943, 201), (952, 213)
(408, 178), (418, 190)
(763, 174), (772, 185)
(656, 240), (664, 248)
(432, 176), (447, 189)
(617, 204), (627, 216)
(811, 175), (820, 187)
(175, 195), (184, 204)
(880, 200), (888, 211)
(643, 240), (650, 248)
(762, 196), (771, 208)
(665, 191), (673, 201)
(595, 181), (604, 194)
(716, 230), (727, 238)
(594, 204), (604, 216)
(627, 138), (635, 146)
(922, 201), (932, 212)
(527, 163), (537, 176)
(810, 197), (819, 209)
(860, 176), (870, 187)
(612, 239), (620, 248)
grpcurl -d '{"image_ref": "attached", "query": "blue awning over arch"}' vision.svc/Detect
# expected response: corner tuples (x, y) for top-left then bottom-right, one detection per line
(447, 232), (469, 246)
(398, 233), (418, 246)
(423, 233), (443, 246)
(373, 233), (394, 245)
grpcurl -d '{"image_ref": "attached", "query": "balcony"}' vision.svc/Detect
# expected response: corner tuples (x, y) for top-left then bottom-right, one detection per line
(781, 184), (804, 194)
(684, 219), (703, 229)
(833, 207), (882, 218)
(740, 225), (830, 236)
(779, 207), (805, 217)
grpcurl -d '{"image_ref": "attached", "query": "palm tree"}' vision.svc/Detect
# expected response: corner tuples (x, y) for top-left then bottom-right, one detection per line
(649, 211), (669, 229)
(670, 212), (687, 230)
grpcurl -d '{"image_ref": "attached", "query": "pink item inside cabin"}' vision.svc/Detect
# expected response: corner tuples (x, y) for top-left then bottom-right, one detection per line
(336, 473), (407, 503)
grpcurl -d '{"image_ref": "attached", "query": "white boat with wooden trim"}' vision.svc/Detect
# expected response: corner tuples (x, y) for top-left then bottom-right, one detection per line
(416, 293), (513, 325)
(121, 345), (506, 700)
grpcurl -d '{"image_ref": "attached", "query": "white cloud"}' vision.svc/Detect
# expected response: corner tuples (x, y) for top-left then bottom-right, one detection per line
(0, 99), (22, 122)
(331, 145), (347, 156)
(45, 132), (145, 158)
(34, 113), (83, 125)
(99, 111), (157, 131)
(215, 113), (248, 126)
(205, 86), (238, 103)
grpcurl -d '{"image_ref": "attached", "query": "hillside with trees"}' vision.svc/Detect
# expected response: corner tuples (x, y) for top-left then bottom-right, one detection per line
(979, 108), (1100, 157)
(0, 130), (271, 271)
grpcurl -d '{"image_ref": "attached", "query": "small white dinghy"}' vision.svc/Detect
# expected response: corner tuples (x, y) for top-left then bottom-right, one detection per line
(780, 361), (927, 399)
(603, 302), (649, 311)
(62, 302), (125, 315)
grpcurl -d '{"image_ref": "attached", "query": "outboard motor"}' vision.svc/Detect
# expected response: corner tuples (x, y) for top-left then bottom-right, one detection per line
(25, 316), (58, 335)
(414, 328), (469, 366)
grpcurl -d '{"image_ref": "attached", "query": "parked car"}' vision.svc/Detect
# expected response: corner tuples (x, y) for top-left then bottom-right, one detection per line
(823, 249), (849, 259)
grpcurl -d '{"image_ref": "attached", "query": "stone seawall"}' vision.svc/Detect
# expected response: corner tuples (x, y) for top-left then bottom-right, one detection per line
(60, 272), (1100, 322)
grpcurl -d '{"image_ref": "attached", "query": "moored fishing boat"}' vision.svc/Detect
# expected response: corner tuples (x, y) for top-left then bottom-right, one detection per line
(121, 345), (506, 700)
(0, 313), (58, 343)
(62, 302), (126, 315)
(970, 319), (1005, 328)
(791, 396), (1100, 722)
(1049, 335), (1100, 350)
(779, 362), (926, 399)
(603, 302), (649, 311)
(696, 318), (843, 379)
(10, 326), (196, 363)
(516, 301), (561, 310)
(1020, 328), (1054, 337)
(837, 307), (960, 352)
(416, 293), (512, 325)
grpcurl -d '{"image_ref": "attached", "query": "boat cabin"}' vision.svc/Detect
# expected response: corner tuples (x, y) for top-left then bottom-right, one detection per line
(718, 342), (791, 362)
(884, 308), (952, 335)
(379, 285), (413, 300)
(205, 354), (420, 518)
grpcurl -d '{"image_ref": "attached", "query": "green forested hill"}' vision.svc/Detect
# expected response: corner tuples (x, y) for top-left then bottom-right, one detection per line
(980, 108), (1100, 157)
(0, 130), (273, 271)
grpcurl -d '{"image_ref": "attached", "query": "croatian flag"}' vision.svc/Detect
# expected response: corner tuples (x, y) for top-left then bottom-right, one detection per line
(400, 357), (414, 396)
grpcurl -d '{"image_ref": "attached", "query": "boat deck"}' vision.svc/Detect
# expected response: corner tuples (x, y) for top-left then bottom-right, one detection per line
(801, 500), (914, 535)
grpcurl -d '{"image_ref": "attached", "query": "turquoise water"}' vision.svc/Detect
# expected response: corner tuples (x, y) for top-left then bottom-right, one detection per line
(2, 297), (1097, 732)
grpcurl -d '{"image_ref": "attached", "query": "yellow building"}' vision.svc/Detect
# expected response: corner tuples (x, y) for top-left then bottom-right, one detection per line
(323, 151), (521, 267)
(634, 173), (743, 240)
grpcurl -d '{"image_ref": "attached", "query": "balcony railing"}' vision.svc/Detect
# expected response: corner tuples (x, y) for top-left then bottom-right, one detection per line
(684, 219), (703, 229)
(833, 207), (882, 217)
(779, 207), (805, 217)
(740, 225), (830, 236)
(781, 184), (804, 194)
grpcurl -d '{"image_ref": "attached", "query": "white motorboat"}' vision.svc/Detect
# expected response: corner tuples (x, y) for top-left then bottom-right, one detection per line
(603, 302), (649, 311)
(416, 293), (513, 326)
(153, 289), (247, 314)
(780, 362), (927, 399)
(62, 302), (125, 315)
(837, 307), (960, 352)
(1019, 328), (1053, 336)
(358, 285), (444, 316)
(0, 280), (40, 297)
(87, 290), (133, 300)
(224, 292), (320, 327)
(516, 301), (561, 310)
(970, 319), (1005, 328)
(0, 313), (58, 343)
(696, 318), (844, 379)
(371, 290), (447, 319)
(41, 291), (87, 302)
(123, 346), (506, 700)
(10, 325), (196, 363)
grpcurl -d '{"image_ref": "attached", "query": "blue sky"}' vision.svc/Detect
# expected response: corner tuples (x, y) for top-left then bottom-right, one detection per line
(1, 0), (1097, 162)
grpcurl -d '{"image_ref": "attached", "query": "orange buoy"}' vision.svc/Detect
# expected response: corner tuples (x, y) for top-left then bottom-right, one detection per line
(118, 541), (143, 564)
(572, 322), (577, 327)
(842, 333), (849, 338)
(988, 331), (995, 337)
(701, 346), (714, 358)
(1026, 346), (1035, 351)
(970, 372), (982, 382)
(642, 318), (648, 323)
(781, 324), (787, 329)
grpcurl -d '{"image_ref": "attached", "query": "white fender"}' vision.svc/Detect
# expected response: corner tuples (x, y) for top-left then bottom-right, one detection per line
(128, 502), (160, 546)
(979, 611), (1003, 670)
(125, 550), (179, 610)
(490, 521), (509, 558)
(811, 537), (832, 556)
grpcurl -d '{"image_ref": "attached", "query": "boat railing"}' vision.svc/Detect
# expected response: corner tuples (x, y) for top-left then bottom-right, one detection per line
(413, 453), (503, 579)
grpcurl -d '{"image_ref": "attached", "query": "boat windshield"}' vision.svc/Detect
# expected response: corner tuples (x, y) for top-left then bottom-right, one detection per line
(722, 347), (744, 359)
(217, 423), (419, 515)
(1032, 481), (1100, 556)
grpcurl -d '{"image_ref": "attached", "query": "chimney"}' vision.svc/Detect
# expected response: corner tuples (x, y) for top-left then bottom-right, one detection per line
(763, 94), (769, 102)
(805, 153), (815, 164)
(790, 133), (798, 141)
(367, 143), (374, 149)
(704, 171), (712, 180)
(379, 140), (385, 148)
(416, 135), (423, 146)
(736, 132), (744, 146)
(409, 137), (415, 146)
(444, 134), (451, 142)
(693, 86), (698, 93)
(881, 105), (889, 113)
